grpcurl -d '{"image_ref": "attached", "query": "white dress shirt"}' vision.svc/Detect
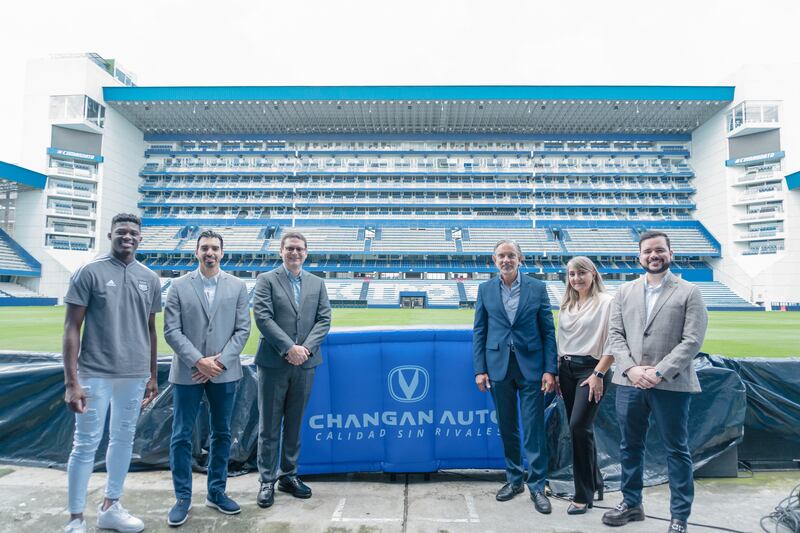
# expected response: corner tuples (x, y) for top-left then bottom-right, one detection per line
(644, 270), (673, 322)
(201, 270), (221, 308)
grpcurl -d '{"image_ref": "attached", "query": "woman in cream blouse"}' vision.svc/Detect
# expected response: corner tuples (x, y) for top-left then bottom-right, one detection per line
(557, 256), (614, 515)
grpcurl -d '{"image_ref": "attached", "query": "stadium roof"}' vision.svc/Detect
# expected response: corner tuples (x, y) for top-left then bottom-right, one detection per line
(0, 161), (46, 192)
(103, 85), (734, 136)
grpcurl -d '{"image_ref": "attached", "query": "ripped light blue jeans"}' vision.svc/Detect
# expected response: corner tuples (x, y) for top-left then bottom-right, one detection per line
(67, 377), (147, 514)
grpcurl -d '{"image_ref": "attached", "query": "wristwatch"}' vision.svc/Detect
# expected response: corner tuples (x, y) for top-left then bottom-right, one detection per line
(654, 369), (663, 378)
(592, 370), (605, 378)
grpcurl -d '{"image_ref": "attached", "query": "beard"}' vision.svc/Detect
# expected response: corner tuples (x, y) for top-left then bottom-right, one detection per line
(642, 259), (670, 274)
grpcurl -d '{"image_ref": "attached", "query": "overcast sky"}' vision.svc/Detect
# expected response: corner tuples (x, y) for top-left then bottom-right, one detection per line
(1, 0), (797, 163)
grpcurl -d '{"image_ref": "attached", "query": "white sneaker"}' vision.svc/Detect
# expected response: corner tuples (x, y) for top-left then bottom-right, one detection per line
(96, 501), (144, 532)
(65, 518), (87, 533)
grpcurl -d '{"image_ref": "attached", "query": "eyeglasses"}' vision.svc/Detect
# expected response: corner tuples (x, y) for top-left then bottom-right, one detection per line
(283, 246), (306, 253)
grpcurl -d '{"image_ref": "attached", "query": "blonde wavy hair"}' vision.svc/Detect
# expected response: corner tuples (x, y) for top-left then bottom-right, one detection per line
(561, 256), (606, 311)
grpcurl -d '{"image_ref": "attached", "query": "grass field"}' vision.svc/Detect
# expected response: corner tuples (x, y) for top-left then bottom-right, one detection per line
(0, 306), (797, 358)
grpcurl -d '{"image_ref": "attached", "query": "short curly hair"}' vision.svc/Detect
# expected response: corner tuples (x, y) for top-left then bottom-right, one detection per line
(110, 213), (141, 229)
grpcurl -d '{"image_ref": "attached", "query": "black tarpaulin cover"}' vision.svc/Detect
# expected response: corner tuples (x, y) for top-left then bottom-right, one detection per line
(0, 349), (760, 492)
(706, 355), (800, 464)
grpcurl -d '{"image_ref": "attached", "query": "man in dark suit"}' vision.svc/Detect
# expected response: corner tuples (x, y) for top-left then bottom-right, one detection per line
(473, 239), (558, 514)
(602, 230), (707, 533)
(163, 230), (251, 526)
(253, 231), (331, 509)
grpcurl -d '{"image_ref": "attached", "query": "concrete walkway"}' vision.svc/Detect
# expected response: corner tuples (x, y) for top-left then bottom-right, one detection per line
(1, 466), (797, 533)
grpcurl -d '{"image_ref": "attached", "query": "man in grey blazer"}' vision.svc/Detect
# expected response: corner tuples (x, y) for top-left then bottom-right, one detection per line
(602, 230), (708, 533)
(253, 231), (331, 508)
(163, 230), (251, 527)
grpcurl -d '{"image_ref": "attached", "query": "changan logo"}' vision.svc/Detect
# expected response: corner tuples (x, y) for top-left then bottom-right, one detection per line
(388, 365), (429, 403)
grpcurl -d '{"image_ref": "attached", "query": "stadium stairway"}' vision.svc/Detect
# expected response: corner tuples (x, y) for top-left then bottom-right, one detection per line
(258, 228), (271, 251)
(457, 282), (467, 302)
(245, 279), (257, 304)
(160, 280), (172, 301)
(550, 228), (569, 254)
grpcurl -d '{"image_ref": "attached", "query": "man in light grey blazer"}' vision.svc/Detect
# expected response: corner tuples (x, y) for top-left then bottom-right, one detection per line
(253, 231), (331, 509)
(164, 230), (251, 527)
(602, 230), (708, 533)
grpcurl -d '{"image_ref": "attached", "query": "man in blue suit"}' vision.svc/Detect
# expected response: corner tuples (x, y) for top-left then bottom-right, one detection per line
(473, 239), (558, 514)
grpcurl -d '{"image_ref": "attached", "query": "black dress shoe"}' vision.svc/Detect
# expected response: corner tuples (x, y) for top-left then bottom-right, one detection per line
(257, 482), (274, 508)
(278, 475), (312, 499)
(530, 491), (552, 514)
(567, 501), (592, 515)
(668, 518), (688, 533)
(602, 502), (645, 526)
(495, 482), (524, 501)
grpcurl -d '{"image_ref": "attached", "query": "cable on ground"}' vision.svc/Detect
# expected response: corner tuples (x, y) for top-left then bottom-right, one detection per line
(760, 482), (800, 533)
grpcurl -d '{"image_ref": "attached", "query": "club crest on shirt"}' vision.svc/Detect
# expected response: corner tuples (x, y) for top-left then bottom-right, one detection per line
(138, 281), (149, 292)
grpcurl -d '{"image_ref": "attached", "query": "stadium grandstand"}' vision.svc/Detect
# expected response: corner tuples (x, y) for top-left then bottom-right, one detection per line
(0, 162), (55, 306)
(4, 54), (799, 310)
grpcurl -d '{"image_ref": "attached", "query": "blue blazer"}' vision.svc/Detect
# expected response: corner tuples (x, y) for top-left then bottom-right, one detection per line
(473, 274), (558, 381)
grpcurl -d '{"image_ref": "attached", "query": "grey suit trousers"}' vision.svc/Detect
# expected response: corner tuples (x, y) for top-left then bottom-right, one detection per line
(256, 364), (316, 483)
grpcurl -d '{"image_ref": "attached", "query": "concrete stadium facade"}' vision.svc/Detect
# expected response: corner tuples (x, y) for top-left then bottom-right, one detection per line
(1, 54), (797, 308)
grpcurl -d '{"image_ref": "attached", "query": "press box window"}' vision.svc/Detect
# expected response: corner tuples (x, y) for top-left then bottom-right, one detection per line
(49, 95), (106, 128)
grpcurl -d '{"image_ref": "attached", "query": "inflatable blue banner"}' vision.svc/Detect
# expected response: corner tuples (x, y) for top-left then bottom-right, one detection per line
(301, 329), (506, 473)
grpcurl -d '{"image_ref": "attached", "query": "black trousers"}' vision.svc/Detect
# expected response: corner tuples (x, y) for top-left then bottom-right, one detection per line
(559, 357), (610, 504)
(256, 365), (316, 484)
